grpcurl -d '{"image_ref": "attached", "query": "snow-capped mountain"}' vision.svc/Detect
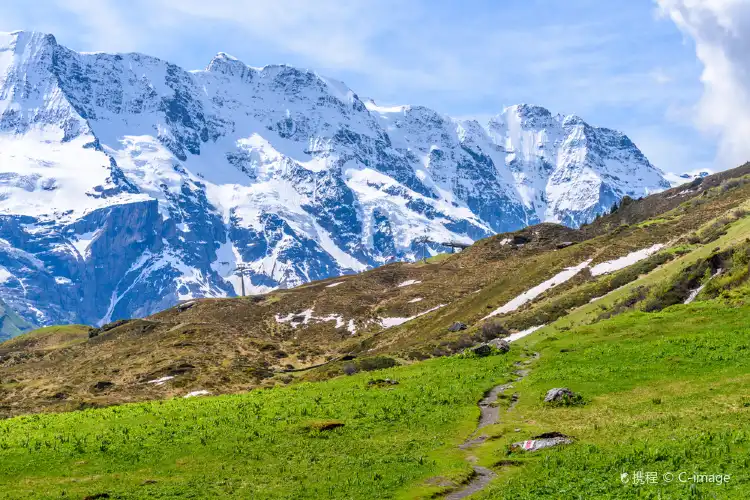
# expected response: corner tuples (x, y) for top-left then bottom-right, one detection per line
(0, 31), (670, 330)
(663, 169), (712, 187)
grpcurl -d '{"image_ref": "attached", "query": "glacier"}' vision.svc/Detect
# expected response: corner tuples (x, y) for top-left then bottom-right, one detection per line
(0, 30), (670, 332)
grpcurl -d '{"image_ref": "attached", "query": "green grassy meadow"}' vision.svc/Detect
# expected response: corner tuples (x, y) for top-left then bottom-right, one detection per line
(474, 301), (750, 499)
(3, 304), (750, 499)
(5, 300), (750, 499)
(0, 355), (516, 499)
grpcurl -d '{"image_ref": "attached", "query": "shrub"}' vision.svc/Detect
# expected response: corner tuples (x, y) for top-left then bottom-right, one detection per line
(733, 248), (750, 269)
(481, 320), (508, 341)
(686, 233), (701, 245)
(455, 345), (505, 359)
(88, 319), (130, 339)
(720, 178), (743, 192)
(349, 356), (399, 374)
(404, 350), (430, 361)
(246, 362), (274, 381)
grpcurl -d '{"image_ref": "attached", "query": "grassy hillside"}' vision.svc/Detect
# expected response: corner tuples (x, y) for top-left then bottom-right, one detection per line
(0, 325), (90, 352)
(0, 298), (34, 342)
(475, 302), (750, 498)
(2, 166), (750, 417)
(1, 302), (749, 498)
(3, 167), (750, 498)
(0, 354), (518, 499)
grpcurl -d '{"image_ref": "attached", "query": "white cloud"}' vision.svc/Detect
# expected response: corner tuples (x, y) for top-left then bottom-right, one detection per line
(627, 124), (714, 174)
(658, 0), (750, 167)
(155, 0), (407, 70)
(0, 1), (690, 112)
(650, 68), (673, 84)
(51, 0), (139, 52)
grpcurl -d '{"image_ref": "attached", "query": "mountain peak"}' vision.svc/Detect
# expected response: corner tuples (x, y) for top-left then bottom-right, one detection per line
(561, 114), (586, 127)
(509, 103), (553, 118)
(206, 51), (252, 77)
(0, 30), (57, 53)
(215, 51), (239, 61)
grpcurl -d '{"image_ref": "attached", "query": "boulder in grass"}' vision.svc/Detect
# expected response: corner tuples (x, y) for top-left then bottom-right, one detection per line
(543, 387), (581, 405)
(512, 432), (573, 452)
(448, 322), (468, 332)
(489, 339), (511, 353)
(367, 378), (399, 388)
(471, 344), (493, 357)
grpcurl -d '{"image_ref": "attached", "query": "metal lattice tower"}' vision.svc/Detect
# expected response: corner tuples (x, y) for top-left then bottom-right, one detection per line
(234, 264), (252, 297)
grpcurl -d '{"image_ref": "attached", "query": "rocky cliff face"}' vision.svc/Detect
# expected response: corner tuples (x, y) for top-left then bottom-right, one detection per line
(0, 31), (670, 329)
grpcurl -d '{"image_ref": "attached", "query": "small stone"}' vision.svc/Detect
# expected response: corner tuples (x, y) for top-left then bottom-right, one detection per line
(367, 378), (399, 387)
(91, 381), (114, 392)
(448, 322), (468, 332)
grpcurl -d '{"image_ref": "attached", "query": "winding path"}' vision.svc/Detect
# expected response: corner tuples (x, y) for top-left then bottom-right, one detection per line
(445, 354), (538, 500)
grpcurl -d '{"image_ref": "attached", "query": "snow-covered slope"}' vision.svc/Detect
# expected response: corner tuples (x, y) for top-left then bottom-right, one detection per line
(663, 169), (712, 187)
(0, 31), (670, 328)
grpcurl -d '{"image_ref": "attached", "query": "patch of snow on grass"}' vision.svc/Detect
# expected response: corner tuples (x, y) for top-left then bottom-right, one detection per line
(684, 287), (702, 305)
(184, 390), (211, 398)
(590, 244), (664, 276)
(408, 297), (423, 303)
(347, 319), (357, 335)
(500, 238), (512, 246)
(318, 314), (345, 329)
(380, 304), (446, 328)
(398, 279), (422, 287)
(275, 308), (314, 327)
(506, 325), (545, 343)
(326, 282), (344, 288)
(483, 260), (592, 319)
(685, 269), (722, 304)
(147, 376), (174, 385)
(275, 308), (345, 329)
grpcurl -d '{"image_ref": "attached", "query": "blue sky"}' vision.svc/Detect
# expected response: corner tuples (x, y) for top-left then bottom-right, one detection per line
(0, 0), (724, 174)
